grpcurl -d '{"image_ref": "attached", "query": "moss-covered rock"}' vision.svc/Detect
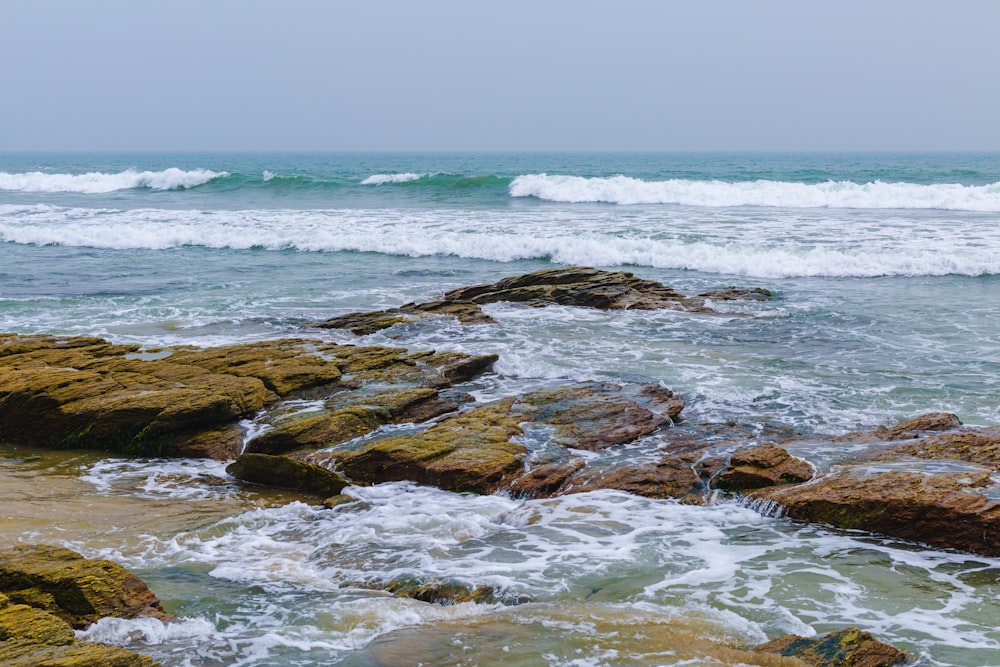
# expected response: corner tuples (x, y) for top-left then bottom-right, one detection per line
(757, 626), (907, 666)
(0, 334), (496, 460)
(0, 547), (166, 667)
(0, 545), (170, 630)
(246, 406), (385, 455)
(329, 400), (527, 493)
(323, 381), (684, 495)
(227, 453), (348, 497)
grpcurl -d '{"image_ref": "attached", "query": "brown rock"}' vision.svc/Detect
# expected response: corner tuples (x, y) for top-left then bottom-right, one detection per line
(837, 412), (963, 443)
(442, 266), (708, 311)
(754, 470), (1000, 556)
(698, 287), (773, 301)
(569, 454), (705, 503)
(713, 445), (813, 492)
(757, 626), (907, 666)
(0, 544), (170, 630)
(508, 460), (585, 498)
(512, 382), (680, 451)
(880, 427), (1000, 468)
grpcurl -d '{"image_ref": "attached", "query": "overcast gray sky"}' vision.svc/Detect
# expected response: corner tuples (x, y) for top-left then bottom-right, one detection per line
(2, 0), (998, 152)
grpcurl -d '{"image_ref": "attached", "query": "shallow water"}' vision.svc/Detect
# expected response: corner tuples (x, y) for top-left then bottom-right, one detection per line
(4, 152), (1000, 665)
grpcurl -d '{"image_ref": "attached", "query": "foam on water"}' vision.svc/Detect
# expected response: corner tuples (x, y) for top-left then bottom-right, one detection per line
(81, 458), (239, 501)
(361, 172), (429, 185)
(81, 483), (1000, 665)
(0, 168), (227, 193)
(510, 174), (1000, 210)
(2, 204), (999, 278)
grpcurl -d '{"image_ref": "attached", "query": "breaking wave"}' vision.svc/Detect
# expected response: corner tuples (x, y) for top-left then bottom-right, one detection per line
(361, 172), (430, 185)
(2, 204), (999, 278)
(0, 168), (228, 194)
(509, 174), (1000, 211)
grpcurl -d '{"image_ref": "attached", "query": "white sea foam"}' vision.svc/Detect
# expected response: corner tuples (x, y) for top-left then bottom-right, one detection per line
(81, 458), (237, 500)
(510, 174), (1000, 211)
(360, 172), (428, 185)
(2, 204), (998, 278)
(0, 168), (226, 193)
(78, 616), (217, 646)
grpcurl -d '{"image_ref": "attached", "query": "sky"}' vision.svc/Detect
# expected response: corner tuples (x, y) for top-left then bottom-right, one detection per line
(2, 0), (999, 152)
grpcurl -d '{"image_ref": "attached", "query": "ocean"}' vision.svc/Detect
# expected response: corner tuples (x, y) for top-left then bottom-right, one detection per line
(2, 152), (1000, 666)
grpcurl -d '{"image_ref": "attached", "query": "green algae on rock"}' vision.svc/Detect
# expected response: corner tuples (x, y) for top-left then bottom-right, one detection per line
(0, 334), (496, 460)
(227, 453), (349, 497)
(757, 626), (908, 667)
(317, 381), (683, 495)
(0, 544), (171, 629)
(0, 547), (167, 667)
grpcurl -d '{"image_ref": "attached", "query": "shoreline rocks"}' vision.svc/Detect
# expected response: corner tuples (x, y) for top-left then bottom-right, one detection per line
(314, 266), (772, 335)
(0, 544), (168, 666)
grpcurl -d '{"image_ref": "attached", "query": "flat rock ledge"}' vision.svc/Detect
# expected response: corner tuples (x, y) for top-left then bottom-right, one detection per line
(750, 413), (1000, 556)
(0, 544), (168, 667)
(0, 333), (496, 459)
(314, 266), (772, 334)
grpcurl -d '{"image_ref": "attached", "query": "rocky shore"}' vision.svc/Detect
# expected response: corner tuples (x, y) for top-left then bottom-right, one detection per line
(7, 266), (988, 664)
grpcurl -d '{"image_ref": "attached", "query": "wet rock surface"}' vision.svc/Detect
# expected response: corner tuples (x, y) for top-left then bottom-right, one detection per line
(0, 545), (167, 667)
(749, 413), (1000, 556)
(227, 453), (349, 497)
(314, 266), (772, 334)
(757, 626), (908, 667)
(712, 445), (813, 492)
(312, 381), (684, 494)
(382, 576), (530, 606)
(0, 334), (495, 460)
(754, 469), (1000, 556)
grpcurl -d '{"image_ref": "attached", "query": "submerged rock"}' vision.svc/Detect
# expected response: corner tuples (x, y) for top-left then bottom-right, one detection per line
(315, 266), (772, 334)
(0, 546), (167, 667)
(227, 453), (348, 497)
(757, 626), (908, 666)
(383, 576), (528, 606)
(315, 300), (496, 335)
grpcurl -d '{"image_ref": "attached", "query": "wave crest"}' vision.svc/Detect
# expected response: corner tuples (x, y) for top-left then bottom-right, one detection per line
(0, 168), (227, 194)
(3, 205), (999, 278)
(509, 174), (1000, 211)
(361, 173), (429, 185)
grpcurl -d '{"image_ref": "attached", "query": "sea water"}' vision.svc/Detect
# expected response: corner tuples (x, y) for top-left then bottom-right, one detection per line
(2, 152), (1000, 666)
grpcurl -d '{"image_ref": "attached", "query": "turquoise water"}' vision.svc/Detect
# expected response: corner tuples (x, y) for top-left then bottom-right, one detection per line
(3, 152), (1000, 665)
